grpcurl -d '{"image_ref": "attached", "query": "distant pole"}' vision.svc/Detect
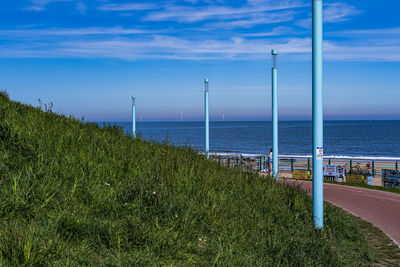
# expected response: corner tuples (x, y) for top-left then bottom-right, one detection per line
(271, 49), (279, 181)
(132, 95), (136, 137)
(204, 78), (209, 159)
(312, 0), (324, 229)
(222, 110), (225, 122)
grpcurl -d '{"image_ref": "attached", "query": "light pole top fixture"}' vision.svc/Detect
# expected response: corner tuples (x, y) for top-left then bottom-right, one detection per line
(132, 95), (135, 105)
(204, 78), (209, 92)
(271, 49), (278, 69)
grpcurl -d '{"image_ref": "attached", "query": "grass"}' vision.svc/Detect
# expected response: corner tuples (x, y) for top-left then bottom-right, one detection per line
(0, 91), (398, 265)
(351, 214), (400, 266)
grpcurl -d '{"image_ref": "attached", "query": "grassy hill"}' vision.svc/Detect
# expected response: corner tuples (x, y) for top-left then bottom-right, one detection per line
(0, 92), (379, 265)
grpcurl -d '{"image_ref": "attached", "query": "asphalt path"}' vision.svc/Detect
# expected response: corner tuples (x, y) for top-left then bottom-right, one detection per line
(283, 179), (400, 246)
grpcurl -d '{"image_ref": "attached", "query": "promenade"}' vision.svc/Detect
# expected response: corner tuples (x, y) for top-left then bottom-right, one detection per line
(284, 179), (400, 246)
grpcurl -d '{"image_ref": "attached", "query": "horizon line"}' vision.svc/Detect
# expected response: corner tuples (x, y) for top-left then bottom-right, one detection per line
(94, 119), (400, 123)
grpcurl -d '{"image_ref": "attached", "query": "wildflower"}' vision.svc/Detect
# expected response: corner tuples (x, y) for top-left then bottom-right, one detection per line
(105, 183), (110, 186)
(152, 191), (156, 195)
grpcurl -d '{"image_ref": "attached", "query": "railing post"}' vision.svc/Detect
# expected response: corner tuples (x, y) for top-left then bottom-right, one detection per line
(261, 156), (266, 170)
(396, 161), (398, 171)
(308, 158), (311, 171)
(372, 160), (375, 175)
(227, 158), (230, 168)
(291, 158), (294, 174)
(350, 159), (353, 169)
(218, 157), (221, 166)
(328, 158), (331, 165)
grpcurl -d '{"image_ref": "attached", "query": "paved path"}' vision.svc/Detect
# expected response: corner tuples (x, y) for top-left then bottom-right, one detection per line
(282, 179), (400, 245)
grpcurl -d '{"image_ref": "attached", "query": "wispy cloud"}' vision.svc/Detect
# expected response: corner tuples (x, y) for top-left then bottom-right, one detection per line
(24, 5), (46, 11)
(0, 27), (154, 37)
(324, 2), (362, 22)
(296, 2), (362, 28)
(0, 23), (302, 60)
(331, 27), (400, 37)
(323, 26), (400, 61)
(144, 1), (305, 22)
(8, 1), (399, 62)
(0, 30), (311, 60)
(324, 41), (400, 61)
(2, 23), (400, 62)
(31, 0), (72, 4)
(205, 10), (296, 29)
(240, 26), (291, 37)
(97, 3), (159, 11)
(24, 0), (76, 11)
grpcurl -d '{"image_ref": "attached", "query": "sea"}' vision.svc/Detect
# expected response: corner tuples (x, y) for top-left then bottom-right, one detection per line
(102, 121), (400, 157)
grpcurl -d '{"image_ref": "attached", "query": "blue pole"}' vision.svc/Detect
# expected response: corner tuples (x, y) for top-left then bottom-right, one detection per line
(312, 0), (324, 229)
(204, 79), (209, 159)
(132, 95), (136, 138)
(272, 49), (279, 181)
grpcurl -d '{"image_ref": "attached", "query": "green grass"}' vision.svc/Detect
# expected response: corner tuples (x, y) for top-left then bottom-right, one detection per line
(326, 180), (400, 194)
(0, 91), (395, 265)
(351, 214), (400, 266)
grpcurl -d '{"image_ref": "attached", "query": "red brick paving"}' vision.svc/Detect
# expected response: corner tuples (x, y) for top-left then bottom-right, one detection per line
(282, 179), (400, 246)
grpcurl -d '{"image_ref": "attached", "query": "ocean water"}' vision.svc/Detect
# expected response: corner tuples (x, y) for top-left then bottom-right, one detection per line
(104, 121), (400, 157)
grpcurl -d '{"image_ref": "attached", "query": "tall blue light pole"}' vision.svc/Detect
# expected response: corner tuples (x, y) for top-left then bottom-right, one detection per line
(204, 78), (209, 159)
(271, 49), (279, 181)
(312, 0), (324, 229)
(132, 95), (136, 138)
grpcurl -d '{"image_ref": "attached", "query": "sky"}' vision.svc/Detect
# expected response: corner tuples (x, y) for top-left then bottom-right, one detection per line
(1, 0), (399, 121)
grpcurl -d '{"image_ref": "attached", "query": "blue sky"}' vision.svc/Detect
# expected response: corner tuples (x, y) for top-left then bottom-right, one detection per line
(1, 0), (399, 121)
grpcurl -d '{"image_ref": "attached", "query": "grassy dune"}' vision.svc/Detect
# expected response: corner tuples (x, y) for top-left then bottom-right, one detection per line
(0, 92), (377, 265)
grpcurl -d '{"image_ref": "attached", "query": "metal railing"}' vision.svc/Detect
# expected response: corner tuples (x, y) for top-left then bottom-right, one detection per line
(211, 154), (258, 172)
(278, 155), (400, 176)
(211, 153), (400, 176)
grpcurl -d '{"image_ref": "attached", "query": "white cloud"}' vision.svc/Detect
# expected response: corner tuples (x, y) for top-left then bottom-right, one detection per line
(24, 5), (46, 11)
(332, 27), (400, 37)
(31, 0), (72, 4)
(97, 3), (159, 11)
(9, 1), (400, 62)
(324, 2), (362, 22)
(240, 26), (291, 37)
(0, 28), (311, 61)
(25, 0), (83, 11)
(206, 10), (296, 29)
(0, 27), (153, 37)
(31, 0), (72, 6)
(296, 2), (362, 28)
(2, 27), (400, 62)
(324, 41), (400, 61)
(144, 1), (305, 22)
(323, 27), (400, 61)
